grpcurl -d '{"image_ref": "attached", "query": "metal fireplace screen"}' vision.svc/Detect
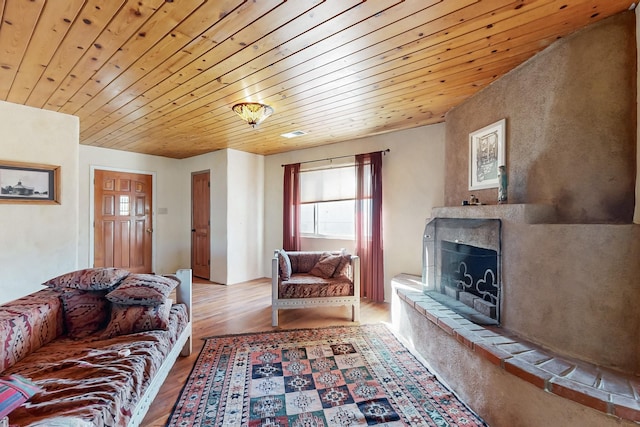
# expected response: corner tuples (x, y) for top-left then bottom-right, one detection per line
(423, 217), (501, 324)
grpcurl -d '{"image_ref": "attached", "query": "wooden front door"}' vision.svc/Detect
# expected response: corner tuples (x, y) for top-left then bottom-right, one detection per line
(94, 169), (152, 273)
(191, 171), (210, 279)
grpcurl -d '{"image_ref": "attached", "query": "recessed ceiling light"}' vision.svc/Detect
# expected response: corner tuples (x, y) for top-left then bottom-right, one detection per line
(281, 130), (307, 138)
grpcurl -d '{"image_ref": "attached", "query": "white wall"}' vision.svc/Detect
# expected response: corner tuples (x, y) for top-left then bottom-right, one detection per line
(78, 145), (190, 274)
(182, 150), (227, 283)
(0, 101), (79, 304)
(264, 124), (446, 301)
(183, 148), (264, 285)
(227, 149), (265, 284)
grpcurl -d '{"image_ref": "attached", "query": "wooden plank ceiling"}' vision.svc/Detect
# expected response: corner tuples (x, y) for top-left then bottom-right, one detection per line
(0, 0), (633, 159)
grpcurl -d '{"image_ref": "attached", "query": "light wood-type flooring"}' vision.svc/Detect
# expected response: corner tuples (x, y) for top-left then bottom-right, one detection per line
(142, 277), (391, 426)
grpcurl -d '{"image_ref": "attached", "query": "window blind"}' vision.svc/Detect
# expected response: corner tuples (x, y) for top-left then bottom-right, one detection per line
(299, 166), (356, 203)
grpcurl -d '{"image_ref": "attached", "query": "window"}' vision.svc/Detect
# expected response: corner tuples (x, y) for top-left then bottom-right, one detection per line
(299, 165), (356, 239)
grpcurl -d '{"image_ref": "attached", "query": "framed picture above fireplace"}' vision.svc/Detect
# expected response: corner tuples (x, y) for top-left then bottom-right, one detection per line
(469, 118), (506, 190)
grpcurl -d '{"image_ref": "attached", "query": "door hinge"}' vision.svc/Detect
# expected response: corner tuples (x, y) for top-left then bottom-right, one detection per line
(208, 260), (210, 265)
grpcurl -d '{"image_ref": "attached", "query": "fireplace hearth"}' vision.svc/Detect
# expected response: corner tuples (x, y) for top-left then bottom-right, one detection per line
(423, 217), (501, 325)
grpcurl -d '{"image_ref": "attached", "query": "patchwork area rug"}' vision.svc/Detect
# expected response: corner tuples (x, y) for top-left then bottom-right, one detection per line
(167, 324), (486, 426)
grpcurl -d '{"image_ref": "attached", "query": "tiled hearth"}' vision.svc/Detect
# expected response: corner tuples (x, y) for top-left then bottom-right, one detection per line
(394, 274), (640, 423)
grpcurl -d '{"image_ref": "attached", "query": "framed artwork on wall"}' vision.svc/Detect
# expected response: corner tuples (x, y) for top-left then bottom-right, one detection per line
(0, 160), (60, 204)
(469, 118), (506, 190)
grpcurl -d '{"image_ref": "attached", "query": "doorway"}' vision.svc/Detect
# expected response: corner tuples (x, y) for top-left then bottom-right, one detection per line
(191, 170), (210, 279)
(94, 169), (152, 273)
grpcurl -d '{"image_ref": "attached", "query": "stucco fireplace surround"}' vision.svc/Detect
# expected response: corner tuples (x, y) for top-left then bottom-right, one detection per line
(392, 204), (640, 426)
(390, 12), (639, 426)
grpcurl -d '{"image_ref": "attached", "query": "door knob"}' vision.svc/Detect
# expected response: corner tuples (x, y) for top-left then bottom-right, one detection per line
(146, 228), (153, 233)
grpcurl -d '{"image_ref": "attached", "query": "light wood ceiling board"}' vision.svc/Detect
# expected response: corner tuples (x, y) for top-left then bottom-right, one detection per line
(269, 65), (530, 139)
(77, 0), (288, 139)
(271, 39), (538, 118)
(83, 0), (465, 148)
(46, 0), (167, 111)
(93, 0), (540, 150)
(221, 103), (445, 155)
(86, 2), (420, 147)
(58, 0), (204, 115)
(6, 0), (84, 105)
(188, 108), (426, 155)
(70, 1), (235, 134)
(113, 73), (497, 156)
(80, 0), (560, 154)
(219, 0), (624, 140)
(0, 0), (45, 99)
(179, 45), (542, 150)
(238, 114), (436, 155)
(256, 0), (580, 115)
(99, 33), (568, 157)
(162, 0), (285, 75)
(186, 0), (444, 111)
(292, 59), (529, 132)
(25, 0), (126, 108)
(512, 0), (633, 33)
(78, 0), (303, 134)
(150, 0), (330, 89)
(188, 49), (536, 152)
(114, 0), (500, 150)
(91, 2), (416, 147)
(246, 0), (632, 120)
(81, 0), (363, 147)
(262, 85), (449, 141)
(101, 0), (354, 133)
(70, 0), (255, 122)
(465, 0), (624, 59)
(113, 68), (494, 157)
(177, 16), (558, 143)
(0, 0), (632, 158)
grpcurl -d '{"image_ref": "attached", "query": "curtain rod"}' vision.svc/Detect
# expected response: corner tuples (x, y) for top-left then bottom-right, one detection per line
(281, 149), (390, 167)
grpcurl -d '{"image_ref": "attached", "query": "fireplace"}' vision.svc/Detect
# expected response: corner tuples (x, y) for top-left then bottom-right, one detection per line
(422, 217), (501, 325)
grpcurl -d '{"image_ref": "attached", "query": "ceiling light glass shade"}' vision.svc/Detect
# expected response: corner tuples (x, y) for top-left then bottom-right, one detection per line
(232, 102), (274, 127)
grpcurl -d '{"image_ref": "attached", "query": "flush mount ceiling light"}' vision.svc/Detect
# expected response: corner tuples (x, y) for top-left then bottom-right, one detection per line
(232, 102), (274, 128)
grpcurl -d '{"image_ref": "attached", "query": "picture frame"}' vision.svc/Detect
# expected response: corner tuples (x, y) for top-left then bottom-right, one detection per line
(469, 118), (506, 190)
(0, 160), (60, 204)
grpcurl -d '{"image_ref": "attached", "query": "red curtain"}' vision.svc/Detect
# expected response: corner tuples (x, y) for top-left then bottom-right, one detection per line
(282, 163), (301, 251)
(356, 152), (384, 302)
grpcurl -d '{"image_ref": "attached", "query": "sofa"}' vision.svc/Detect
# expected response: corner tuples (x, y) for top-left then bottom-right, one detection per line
(272, 250), (360, 326)
(0, 268), (192, 427)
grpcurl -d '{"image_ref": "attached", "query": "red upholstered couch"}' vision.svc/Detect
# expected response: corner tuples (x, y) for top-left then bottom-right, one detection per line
(0, 268), (192, 427)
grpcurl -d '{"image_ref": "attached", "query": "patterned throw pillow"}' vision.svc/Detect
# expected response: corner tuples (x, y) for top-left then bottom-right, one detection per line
(100, 301), (172, 339)
(309, 253), (343, 279)
(42, 268), (130, 291)
(0, 375), (41, 418)
(106, 274), (179, 306)
(278, 250), (292, 280)
(58, 289), (110, 338)
(332, 254), (352, 278)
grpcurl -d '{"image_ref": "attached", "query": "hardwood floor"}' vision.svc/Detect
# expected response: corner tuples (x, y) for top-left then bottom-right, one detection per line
(141, 277), (391, 426)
